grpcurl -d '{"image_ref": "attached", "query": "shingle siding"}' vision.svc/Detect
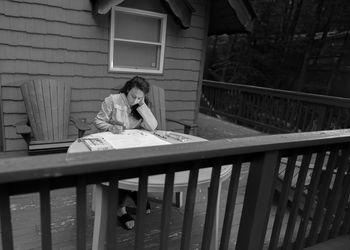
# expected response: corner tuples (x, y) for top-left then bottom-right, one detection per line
(0, 0), (208, 151)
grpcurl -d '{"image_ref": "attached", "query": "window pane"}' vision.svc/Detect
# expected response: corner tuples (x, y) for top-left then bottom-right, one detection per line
(114, 12), (161, 43)
(113, 41), (159, 69)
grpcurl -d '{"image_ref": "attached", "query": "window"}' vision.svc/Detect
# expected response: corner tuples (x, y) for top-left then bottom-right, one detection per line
(109, 6), (167, 74)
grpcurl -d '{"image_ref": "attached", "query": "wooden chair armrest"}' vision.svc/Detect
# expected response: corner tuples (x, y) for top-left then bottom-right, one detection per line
(70, 117), (91, 138)
(15, 121), (32, 144)
(166, 118), (197, 134)
(15, 121), (31, 135)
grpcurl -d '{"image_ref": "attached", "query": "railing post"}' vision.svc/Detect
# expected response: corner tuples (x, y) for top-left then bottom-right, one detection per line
(0, 185), (14, 250)
(236, 151), (280, 250)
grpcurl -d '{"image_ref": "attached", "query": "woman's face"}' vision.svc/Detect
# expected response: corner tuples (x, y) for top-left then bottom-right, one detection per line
(126, 87), (144, 106)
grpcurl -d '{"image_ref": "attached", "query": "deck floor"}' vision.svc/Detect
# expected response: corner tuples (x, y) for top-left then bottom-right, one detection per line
(3, 113), (269, 250)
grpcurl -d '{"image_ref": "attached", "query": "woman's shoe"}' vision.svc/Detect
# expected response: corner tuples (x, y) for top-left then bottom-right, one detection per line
(118, 213), (134, 230)
(146, 201), (151, 214)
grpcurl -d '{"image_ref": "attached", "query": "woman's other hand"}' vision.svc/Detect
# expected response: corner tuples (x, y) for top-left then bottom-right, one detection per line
(109, 125), (124, 134)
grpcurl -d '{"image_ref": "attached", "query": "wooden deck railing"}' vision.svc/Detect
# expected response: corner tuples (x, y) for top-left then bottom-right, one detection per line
(200, 80), (350, 133)
(1, 130), (350, 249)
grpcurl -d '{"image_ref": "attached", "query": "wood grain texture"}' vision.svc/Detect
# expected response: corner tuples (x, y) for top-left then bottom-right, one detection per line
(160, 169), (175, 249)
(180, 163), (199, 250)
(40, 180), (52, 250)
(20, 79), (71, 141)
(76, 177), (87, 250)
(0, 185), (14, 250)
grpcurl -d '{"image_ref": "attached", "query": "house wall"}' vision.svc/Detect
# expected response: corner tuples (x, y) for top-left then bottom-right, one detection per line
(0, 0), (208, 151)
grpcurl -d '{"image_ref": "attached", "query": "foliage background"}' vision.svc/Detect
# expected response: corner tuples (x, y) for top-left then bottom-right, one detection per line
(204, 0), (350, 97)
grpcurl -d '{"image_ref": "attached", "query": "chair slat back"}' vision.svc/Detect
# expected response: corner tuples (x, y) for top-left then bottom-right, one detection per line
(148, 85), (167, 130)
(21, 79), (71, 141)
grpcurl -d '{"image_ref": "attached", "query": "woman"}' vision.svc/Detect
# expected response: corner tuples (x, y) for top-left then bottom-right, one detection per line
(94, 76), (157, 230)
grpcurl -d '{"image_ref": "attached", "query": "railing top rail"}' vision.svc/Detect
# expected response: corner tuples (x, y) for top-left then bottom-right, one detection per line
(1, 129), (350, 184)
(203, 80), (350, 107)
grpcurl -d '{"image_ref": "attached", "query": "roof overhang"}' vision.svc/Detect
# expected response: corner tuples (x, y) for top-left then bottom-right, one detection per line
(209, 0), (256, 35)
(91, 0), (256, 34)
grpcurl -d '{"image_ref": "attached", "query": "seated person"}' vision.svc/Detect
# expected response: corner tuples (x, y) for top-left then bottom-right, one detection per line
(94, 76), (158, 230)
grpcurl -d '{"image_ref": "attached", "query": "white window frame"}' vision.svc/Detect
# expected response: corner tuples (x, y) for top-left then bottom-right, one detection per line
(109, 6), (167, 74)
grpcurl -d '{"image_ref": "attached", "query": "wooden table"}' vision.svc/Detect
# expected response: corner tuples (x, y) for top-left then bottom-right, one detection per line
(68, 130), (232, 250)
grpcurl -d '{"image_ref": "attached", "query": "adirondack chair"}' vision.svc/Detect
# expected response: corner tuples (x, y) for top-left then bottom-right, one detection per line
(148, 85), (196, 134)
(15, 79), (90, 155)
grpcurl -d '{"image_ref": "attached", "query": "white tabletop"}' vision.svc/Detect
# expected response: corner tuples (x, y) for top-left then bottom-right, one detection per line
(68, 130), (232, 192)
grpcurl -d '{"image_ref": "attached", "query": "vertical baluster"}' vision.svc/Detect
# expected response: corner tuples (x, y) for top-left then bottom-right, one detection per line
(40, 180), (52, 250)
(249, 94), (254, 121)
(106, 176), (119, 250)
(284, 98), (290, 129)
(244, 94), (250, 120)
(236, 151), (280, 250)
(329, 164), (350, 237)
(277, 98), (283, 128)
(307, 106), (317, 131)
(233, 89), (239, 115)
(344, 110), (350, 128)
(250, 93), (256, 120)
(295, 101), (303, 131)
(135, 170), (148, 250)
(258, 95), (263, 122)
(326, 108), (334, 129)
(282, 152), (312, 250)
(334, 108), (343, 128)
(301, 106), (310, 131)
(289, 100), (298, 131)
(268, 96), (274, 126)
(253, 95), (258, 122)
(256, 95), (262, 123)
(218, 87), (222, 111)
(339, 204), (350, 234)
(280, 97), (288, 129)
(0, 185), (14, 250)
(160, 168), (175, 250)
(317, 106), (326, 130)
(234, 89), (239, 115)
(201, 164), (222, 250)
(221, 88), (226, 112)
(244, 92), (249, 119)
(282, 98), (288, 128)
(180, 163), (199, 250)
(213, 87), (217, 111)
(76, 177), (87, 250)
(307, 148), (339, 246)
(271, 97), (277, 126)
(269, 154), (298, 250)
(318, 146), (350, 241)
(238, 91), (244, 118)
(219, 162), (242, 250)
(294, 150), (327, 250)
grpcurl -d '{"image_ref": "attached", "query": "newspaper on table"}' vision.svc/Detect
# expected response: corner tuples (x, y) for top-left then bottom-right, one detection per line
(82, 129), (171, 151)
(80, 137), (113, 151)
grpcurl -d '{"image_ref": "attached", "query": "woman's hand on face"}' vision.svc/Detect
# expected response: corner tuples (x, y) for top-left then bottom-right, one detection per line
(138, 97), (145, 106)
(109, 125), (124, 134)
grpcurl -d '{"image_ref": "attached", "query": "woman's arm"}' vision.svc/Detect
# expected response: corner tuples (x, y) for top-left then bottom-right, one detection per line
(94, 96), (115, 131)
(137, 104), (158, 131)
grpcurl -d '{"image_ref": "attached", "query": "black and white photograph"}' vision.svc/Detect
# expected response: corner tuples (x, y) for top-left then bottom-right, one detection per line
(0, 0), (350, 249)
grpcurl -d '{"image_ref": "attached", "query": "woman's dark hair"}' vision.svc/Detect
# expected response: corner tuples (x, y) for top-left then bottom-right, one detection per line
(120, 76), (150, 120)
(120, 76), (150, 95)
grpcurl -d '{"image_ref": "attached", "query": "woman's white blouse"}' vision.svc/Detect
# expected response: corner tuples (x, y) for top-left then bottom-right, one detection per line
(94, 93), (158, 132)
